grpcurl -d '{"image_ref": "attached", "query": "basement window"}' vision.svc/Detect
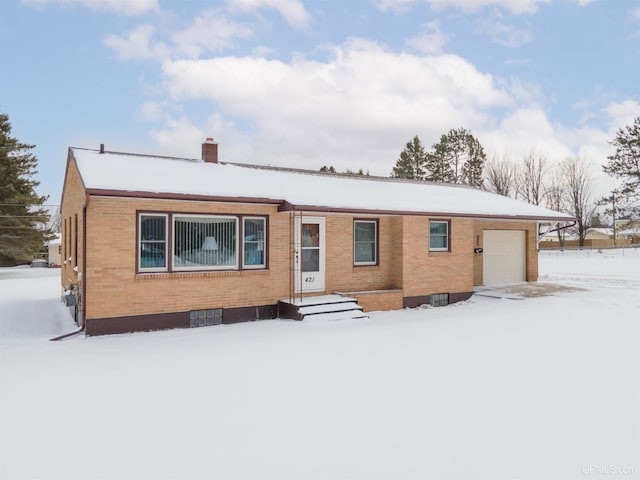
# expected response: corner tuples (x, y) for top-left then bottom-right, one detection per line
(190, 309), (223, 327)
(430, 293), (449, 307)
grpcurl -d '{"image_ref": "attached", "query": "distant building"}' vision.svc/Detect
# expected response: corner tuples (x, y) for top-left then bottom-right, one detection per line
(46, 233), (62, 267)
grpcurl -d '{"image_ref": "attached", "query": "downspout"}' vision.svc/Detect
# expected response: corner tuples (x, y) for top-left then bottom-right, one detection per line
(537, 220), (577, 250)
(541, 220), (577, 235)
(51, 195), (89, 341)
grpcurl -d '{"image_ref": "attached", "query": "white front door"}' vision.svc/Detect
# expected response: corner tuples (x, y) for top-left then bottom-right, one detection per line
(294, 217), (326, 293)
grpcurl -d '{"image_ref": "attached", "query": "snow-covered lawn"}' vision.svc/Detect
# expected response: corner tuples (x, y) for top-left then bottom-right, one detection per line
(1, 249), (639, 479)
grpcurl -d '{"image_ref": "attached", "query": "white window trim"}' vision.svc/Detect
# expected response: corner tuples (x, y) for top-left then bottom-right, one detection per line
(429, 220), (449, 252)
(354, 220), (377, 266)
(172, 214), (239, 271)
(138, 213), (168, 273)
(242, 216), (266, 269)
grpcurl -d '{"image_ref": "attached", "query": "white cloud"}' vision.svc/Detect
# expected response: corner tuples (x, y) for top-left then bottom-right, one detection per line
(373, 0), (549, 15)
(633, 7), (640, 20)
(104, 11), (252, 61)
(171, 10), (253, 58)
(406, 20), (449, 54)
(475, 12), (533, 47)
(137, 101), (168, 122)
(373, 0), (417, 14)
(602, 100), (640, 133)
(159, 38), (512, 174)
(104, 24), (170, 60)
(21, 0), (158, 15)
(481, 108), (574, 165)
(428, 0), (548, 14)
(227, 0), (311, 28)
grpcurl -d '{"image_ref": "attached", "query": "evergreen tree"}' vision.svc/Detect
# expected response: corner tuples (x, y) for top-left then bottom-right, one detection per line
(391, 135), (426, 180)
(603, 116), (640, 198)
(0, 113), (52, 266)
(425, 128), (486, 187)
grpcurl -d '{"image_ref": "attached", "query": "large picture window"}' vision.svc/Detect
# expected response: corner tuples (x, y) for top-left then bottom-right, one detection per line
(429, 220), (449, 251)
(137, 212), (267, 273)
(173, 215), (238, 270)
(139, 214), (168, 271)
(354, 220), (377, 265)
(243, 217), (266, 268)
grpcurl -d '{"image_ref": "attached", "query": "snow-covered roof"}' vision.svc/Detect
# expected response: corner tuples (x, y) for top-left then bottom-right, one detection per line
(45, 233), (62, 246)
(69, 147), (573, 221)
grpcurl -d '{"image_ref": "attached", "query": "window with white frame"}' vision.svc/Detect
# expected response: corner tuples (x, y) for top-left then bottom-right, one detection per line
(429, 220), (449, 251)
(354, 220), (377, 265)
(173, 215), (238, 270)
(243, 217), (265, 268)
(139, 214), (168, 271)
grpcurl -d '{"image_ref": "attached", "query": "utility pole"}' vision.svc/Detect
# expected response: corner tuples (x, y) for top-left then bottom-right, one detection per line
(612, 191), (617, 248)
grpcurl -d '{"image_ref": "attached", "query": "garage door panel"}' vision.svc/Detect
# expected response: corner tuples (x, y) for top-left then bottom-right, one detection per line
(483, 230), (526, 284)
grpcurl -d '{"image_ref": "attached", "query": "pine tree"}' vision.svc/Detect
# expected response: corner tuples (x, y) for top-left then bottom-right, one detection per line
(603, 116), (640, 198)
(425, 128), (486, 187)
(391, 135), (426, 180)
(0, 113), (52, 266)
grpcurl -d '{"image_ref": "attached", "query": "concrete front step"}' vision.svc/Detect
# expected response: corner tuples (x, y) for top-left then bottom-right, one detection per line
(303, 310), (369, 322)
(298, 301), (363, 316)
(280, 294), (358, 307)
(278, 294), (368, 321)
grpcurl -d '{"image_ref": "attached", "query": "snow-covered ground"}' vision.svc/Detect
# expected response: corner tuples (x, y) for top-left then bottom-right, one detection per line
(1, 249), (639, 480)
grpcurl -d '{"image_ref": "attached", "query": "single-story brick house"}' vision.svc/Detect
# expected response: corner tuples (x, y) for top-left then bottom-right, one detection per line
(60, 139), (572, 336)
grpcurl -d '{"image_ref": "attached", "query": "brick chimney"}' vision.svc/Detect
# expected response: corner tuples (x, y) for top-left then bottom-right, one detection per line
(202, 137), (218, 164)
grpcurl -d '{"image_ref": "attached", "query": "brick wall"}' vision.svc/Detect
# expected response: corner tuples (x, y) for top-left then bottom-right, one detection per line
(60, 156), (86, 305)
(83, 197), (291, 320)
(401, 216), (475, 297)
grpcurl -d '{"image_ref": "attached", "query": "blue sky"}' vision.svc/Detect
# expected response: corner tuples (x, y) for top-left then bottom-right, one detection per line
(1, 0), (639, 205)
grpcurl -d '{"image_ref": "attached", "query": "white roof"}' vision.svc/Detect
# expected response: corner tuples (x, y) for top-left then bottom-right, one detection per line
(45, 233), (62, 246)
(70, 148), (572, 221)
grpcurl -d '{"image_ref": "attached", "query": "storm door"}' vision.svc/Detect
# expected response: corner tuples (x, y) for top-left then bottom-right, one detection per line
(294, 217), (325, 293)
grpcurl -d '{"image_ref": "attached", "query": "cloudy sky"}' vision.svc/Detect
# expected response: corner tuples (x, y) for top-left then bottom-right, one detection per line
(1, 0), (639, 204)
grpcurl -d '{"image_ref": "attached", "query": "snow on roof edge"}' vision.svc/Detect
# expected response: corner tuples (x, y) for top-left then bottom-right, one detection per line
(69, 147), (575, 222)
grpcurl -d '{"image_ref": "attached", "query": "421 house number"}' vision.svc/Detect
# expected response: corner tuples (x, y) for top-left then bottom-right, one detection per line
(304, 276), (315, 283)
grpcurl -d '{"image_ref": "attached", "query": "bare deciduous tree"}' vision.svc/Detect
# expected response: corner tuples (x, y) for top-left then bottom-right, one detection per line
(515, 151), (548, 205)
(545, 170), (568, 247)
(562, 156), (596, 247)
(484, 154), (515, 197)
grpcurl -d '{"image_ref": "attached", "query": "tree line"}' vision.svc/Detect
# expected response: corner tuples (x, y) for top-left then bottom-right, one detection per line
(388, 120), (640, 247)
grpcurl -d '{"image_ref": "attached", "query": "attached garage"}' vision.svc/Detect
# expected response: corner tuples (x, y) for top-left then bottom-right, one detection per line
(482, 230), (526, 285)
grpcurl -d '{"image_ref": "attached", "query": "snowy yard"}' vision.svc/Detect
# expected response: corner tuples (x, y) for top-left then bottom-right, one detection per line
(1, 249), (639, 480)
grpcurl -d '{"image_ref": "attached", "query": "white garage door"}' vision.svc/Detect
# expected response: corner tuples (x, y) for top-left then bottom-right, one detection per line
(483, 230), (526, 285)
